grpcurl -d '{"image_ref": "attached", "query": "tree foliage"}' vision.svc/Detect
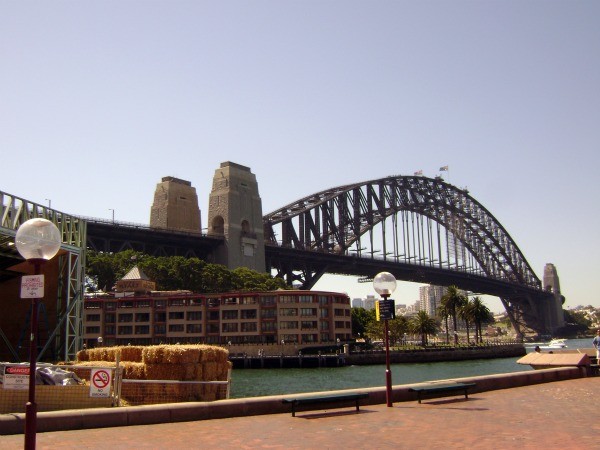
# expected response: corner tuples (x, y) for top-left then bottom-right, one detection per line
(409, 311), (439, 346)
(86, 250), (288, 293)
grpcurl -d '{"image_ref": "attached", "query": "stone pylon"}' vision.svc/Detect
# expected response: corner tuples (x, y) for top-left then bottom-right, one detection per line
(150, 177), (201, 232)
(207, 162), (266, 272)
(542, 263), (565, 331)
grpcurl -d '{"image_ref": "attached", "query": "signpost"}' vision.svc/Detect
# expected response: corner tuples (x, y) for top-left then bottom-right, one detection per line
(20, 275), (44, 299)
(3, 366), (30, 390)
(90, 368), (112, 398)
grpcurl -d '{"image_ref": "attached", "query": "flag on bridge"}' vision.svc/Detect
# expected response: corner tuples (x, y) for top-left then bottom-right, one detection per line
(414, 170), (423, 176)
(439, 165), (449, 171)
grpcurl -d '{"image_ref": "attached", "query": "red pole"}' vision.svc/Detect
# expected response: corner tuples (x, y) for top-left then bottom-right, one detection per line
(383, 301), (393, 407)
(24, 260), (42, 450)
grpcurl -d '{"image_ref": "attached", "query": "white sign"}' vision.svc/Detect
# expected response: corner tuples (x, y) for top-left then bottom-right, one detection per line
(20, 275), (44, 299)
(3, 366), (30, 390)
(90, 368), (112, 398)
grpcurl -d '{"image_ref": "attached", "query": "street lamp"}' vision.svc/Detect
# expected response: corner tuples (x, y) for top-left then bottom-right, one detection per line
(15, 218), (61, 450)
(373, 271), (397, 407)
(108, 208), (115, 223)
(97, 336), (103, 347)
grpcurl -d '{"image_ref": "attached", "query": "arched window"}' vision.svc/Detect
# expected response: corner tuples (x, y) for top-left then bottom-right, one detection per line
(212, 216), (224, 235)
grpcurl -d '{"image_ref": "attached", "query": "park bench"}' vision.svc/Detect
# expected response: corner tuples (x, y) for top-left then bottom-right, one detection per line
(282, 392), (369, 417)
(408, 382), (476, 404)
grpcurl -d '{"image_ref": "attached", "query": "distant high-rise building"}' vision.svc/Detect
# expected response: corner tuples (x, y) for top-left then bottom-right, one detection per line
(352, 298), (364, 308)
(418, 285), (446, 316)
(364, 295), (377, 310)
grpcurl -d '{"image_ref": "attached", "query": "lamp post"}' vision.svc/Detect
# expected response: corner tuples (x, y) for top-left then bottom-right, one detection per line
(97, 336), (103, 347)
(373, 271), (397, 407)
(15, 218), (61, 450)
(109, 208), (115, 223)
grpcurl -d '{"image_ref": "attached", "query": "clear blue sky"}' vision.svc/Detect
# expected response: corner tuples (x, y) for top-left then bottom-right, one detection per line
(2, 1), (599, 313)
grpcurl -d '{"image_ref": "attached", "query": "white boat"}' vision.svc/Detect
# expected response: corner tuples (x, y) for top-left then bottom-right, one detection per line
(547, 338), (567, 348)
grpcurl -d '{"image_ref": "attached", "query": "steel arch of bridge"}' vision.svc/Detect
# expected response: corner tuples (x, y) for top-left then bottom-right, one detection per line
(264, 175), (556, 334)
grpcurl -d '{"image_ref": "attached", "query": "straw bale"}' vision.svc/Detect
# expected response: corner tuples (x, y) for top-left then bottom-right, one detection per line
(121, 362), (145, 380)
(144, 363), (186, 380)
(141, 345), (169, 364)
(202, 362), (218, 381)
(76, 349), (89, 362)
(120, 346), (144, 362)
(183, 363), (198, 380)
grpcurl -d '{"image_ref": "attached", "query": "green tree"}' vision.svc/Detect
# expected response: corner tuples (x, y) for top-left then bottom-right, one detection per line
(459, 298), (475, 344)
(441, 285), (466, 345)
(388, 315), (409, 345)
(409, 311), (439, 347)
(351, 307), (376, 338)
(470, 296), (494, 343)
(437, 303), (451, 344)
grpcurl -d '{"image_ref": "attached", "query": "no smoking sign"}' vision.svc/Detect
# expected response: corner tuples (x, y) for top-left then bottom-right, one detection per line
(90, 368), (112, 398)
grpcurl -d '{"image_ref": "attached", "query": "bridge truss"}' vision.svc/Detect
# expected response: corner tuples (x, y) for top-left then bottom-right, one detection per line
(0, 191), (86, 362)
(264, 175), (559, 335)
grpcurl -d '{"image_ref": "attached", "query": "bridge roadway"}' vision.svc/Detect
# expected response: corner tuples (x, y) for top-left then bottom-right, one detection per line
(87, 219), (554, 332)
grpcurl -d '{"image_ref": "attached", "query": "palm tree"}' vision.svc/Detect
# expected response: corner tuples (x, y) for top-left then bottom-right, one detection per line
(440, 285), (466, 345)
(409, 311), (439, 347)
(470, 296), (494, 343)
(437, 303), (450, 344)
(459, 298), (475, 345)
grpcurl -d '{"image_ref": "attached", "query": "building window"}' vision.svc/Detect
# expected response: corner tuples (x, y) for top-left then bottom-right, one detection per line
(168, 324), (184, 332)
(207, 298), (220, 308)
(320, 309), (329, 318)
(299, 295), (313, 303)
(301, 321), (317, 330)
(135, 326), (150, 335)
(169, 311), (185, 320)
(154, 300), (166, 309)
(280, 321), (298, 329)
(207, 324), (219, 334)
(318, 296), (329, 305)
(187, 311), (203, 321)
(222, 310), (238, 320)
(222, 323), (238, 333)
(241, 309), (257, 319)
(334, 309), (345, 316)
(261, 309), (276, 318)
(104, 325), (115, 335)
(118, 326), (133, 335)
(260, 296), (276, 305)
(261, 322), (276, 332)
(85, 326), (100, 334)
(86, 314), (101, 322)
(169, 299), (186, 307)
(320, 321), (330, 330)
(280, 308), (297, 316)
(135, 313), (150, 322)
(186, 324), (202, 334)
(118, 314), (133, 323)
(241, 322), (257, 332)
(241, 297), (257, 305)
(85, 302), (102, 309)
(190, 298), (203, 306)
(208, 311), (219, 321)
(154, 312), (166, 322)
(154, 324), (166, 335)
(105, 302), (117, 311)
(279, 296), (296, 304)
(300, 308), (317, 316)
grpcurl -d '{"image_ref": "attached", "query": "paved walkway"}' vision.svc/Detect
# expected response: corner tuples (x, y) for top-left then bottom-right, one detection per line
(2, 377), (598, 449)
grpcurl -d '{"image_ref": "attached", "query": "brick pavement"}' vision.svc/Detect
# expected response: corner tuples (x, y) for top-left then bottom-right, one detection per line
(1, 377), (598, 449)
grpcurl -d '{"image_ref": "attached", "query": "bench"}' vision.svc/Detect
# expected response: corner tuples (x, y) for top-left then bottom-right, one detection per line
(282, 393), (369, 417)
(408, 382), (476, 404)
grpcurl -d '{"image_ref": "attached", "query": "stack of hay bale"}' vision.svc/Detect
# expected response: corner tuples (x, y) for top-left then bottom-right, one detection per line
(76, 344), (230, 404)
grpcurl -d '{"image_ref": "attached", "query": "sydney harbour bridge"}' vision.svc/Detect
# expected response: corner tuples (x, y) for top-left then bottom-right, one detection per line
(0, 165), (564, 361)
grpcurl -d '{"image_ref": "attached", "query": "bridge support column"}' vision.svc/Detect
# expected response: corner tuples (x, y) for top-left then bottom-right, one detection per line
(207, 162), (266, 273)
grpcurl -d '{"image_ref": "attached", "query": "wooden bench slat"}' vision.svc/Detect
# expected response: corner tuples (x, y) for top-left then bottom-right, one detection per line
(282, 393), (369, 416)
(408, 383), (476, 404)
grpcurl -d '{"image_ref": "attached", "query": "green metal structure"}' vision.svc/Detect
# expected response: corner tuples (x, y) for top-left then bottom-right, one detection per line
(0, 190), (86, 362)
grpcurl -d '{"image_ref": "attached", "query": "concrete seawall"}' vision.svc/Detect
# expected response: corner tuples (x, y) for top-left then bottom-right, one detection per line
(0, 366), (586, 435)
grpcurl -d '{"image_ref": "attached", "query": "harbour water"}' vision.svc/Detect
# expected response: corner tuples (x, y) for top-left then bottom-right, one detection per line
(229, 338), (592, 398)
